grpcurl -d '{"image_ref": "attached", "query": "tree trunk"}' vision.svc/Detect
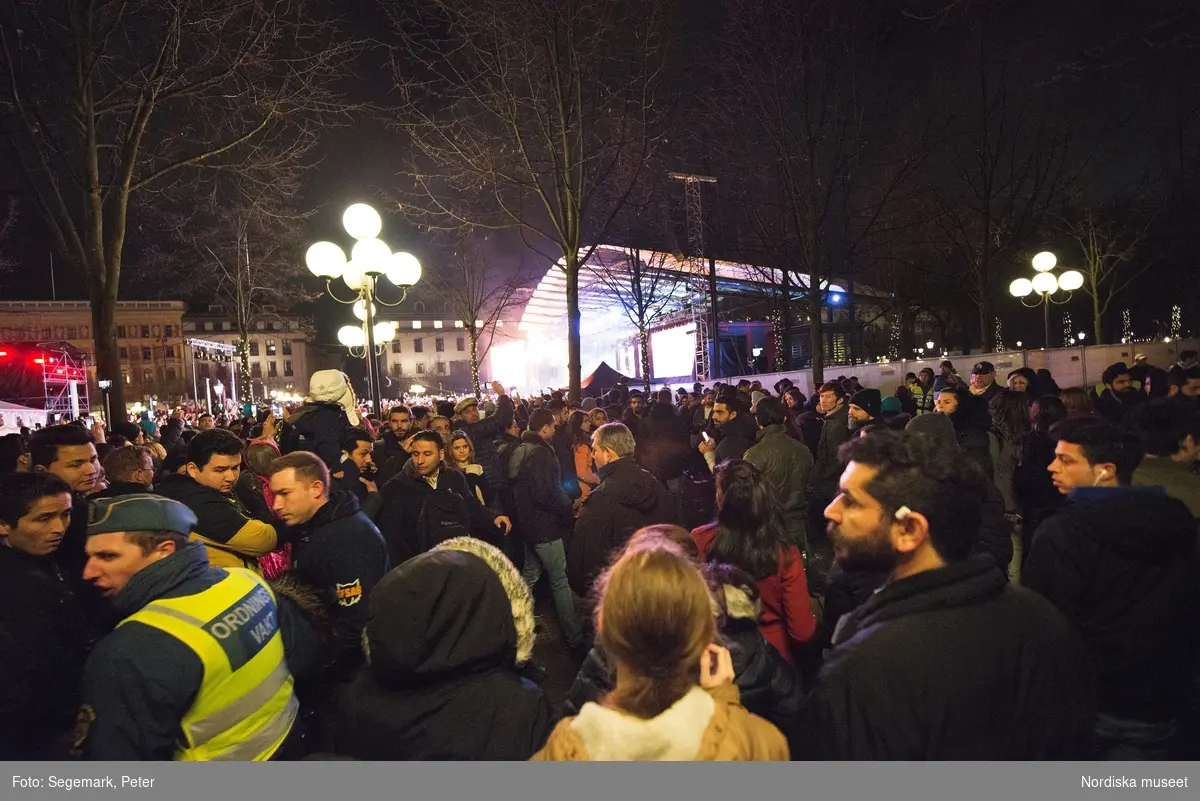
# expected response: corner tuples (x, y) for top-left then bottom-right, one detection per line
(779, 270), (791, 370)
(809, 288), (825, 385)
(1089, 276), (1105, 345)
(469, 331), (481, 398)
(89, 281), (125, 418)
(978, 298), (994, 354)
(565, 258), (582, 401)
(237, 336), (252, 400)
(639, 329), (651, 393)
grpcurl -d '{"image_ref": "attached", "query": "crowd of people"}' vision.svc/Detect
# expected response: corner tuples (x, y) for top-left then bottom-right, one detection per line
(1, 353), (1198, 761)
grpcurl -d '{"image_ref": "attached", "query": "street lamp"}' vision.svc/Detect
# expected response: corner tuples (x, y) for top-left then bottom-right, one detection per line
(1077, 331), (1087, 343)
(306, 203), (422, 415)
(97, 379), (113, 426)
(1009, 251), (1084, 349)
(925, 340), (935, 350)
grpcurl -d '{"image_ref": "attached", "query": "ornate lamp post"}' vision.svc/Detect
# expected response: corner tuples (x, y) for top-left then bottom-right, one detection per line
(306, 204), (422, 415)
(1009, 252), (1084, 350)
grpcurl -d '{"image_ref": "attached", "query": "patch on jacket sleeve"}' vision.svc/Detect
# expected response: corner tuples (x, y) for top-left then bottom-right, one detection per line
(336, 578), (363, 607)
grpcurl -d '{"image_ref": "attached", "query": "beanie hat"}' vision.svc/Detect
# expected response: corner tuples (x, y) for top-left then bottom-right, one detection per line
(849, 388), (882, 419)
(307, 369), (360, 426)
(905, 412), (957, 450)
(880, 396), (903, 415)
(581, 397), (596, 411)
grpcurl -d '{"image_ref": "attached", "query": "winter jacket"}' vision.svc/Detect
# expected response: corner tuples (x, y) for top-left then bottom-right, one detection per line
(692, 524), (816, 663)
(743, 424), (814, 546)
(1024, 486), (1200, 723)
(233, 471), (276, 524)
(0, 546), (102, 758)
(807, 404), (851, 506)
(279, 401), (356, 470)
(637, 403), (691, 483)
(335, 538), (553, 760)
(508, 431), (574, 545)
(376, 462), (503, 567)
(567, 457), (676, 595)
(713, 412), (758, 465)
(462, 393), (514, 493)
(288, 490), (390, 679)
(533, 684), (787, 761)
(155, 473), (278, 571)
(76, 542), (317, 760)
(91, 480), (153, 499)
(795, 557), (1093, 759)
(564, 580), (803, 732)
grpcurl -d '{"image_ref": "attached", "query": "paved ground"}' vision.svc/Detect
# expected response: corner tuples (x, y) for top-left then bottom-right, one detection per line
(529, 594), (588, 714)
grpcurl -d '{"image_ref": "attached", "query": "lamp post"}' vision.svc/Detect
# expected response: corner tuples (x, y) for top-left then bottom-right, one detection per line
(306, 203), (422, 416)
(97, 379), (112, 426)
(1009, 252), (1084, 350)
(214, 380), (225, 414)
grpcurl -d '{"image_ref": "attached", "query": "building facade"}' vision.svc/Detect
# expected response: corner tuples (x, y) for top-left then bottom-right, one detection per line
(182, 310), (316, 401)
(0, 300), (189, 405)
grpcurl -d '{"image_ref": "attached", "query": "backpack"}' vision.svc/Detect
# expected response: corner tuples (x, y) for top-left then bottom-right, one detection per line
(413, 488), (473, 553)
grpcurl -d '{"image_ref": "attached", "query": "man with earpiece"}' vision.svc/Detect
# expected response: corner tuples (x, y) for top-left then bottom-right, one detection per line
(1024, 417), (1199, 761)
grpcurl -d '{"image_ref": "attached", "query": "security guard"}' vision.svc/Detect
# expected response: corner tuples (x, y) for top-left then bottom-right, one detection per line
(75, 494), (301, 760)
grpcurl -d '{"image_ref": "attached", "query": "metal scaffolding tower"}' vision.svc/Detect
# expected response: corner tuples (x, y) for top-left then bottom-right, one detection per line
(669, 172), (719, 381)
(37, 342), (90, 420)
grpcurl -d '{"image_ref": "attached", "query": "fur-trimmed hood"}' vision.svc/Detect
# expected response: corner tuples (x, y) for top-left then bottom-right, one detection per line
(434, 536), (535, 665)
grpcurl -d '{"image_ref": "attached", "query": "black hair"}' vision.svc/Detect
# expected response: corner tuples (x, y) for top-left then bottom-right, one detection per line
(882, 413), (912, 431)
(818, 381), (846, 399)
(1030, 395), (1068, 437)
(1129, 398), (1200, 458)
(528, 408), (556, 433)
(186, 428), (245, 469)
(989, 389), (1032, 451)
(1102, 362), (1131, 387)
(436, 401), (456, 418)
(547, 399), (567, 414)
(198, 412), (213, 421)
(839, 430), (987, 562)
(29, 424), (95, 469)
(753, 396), (788, 428)
(0, 433), (28, 473)
(709, 460), (792, 580)
(341, 427), (373, 454)
(408, 430), (444, 450)
(388, 405), (411, 417)
(1049, 417), (1144, 484)
(411, 406), (430, 419)
(568, 410), (592, 447)
(0, 472), (72, 527)
(1168, 365), (1200, 389)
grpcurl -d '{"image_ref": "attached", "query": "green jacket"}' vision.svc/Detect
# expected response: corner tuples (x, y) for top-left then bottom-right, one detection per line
(745, 424), (815, 546)
(1132, 457), (1200, 519)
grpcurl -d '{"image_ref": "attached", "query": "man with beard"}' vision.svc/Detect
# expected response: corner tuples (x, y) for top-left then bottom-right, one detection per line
(698, 392), (758, 470)
(375, 406), (413, 485)
(1095, 362), (1145, 423)
(795, 430), (1092, 759)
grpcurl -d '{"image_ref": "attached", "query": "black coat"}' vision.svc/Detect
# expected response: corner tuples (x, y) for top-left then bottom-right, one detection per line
(796, 558), (1093, 759)
(289, 490), (390, 678)
(808, 404), (851, 505)
(0, 547), (101, 758)
(462, 394), (514, 492)
(335, 548), (553, 760)
(714, 412), (758, 464)
(91, 480), (152, 499)
(1024, 486), (1200, 723)
(567, 457), (675, 595)
(280, 402), (356, 469)
(637, 403), (690, 482)
(508, 431), (574, 545)
(376, 463), (502, 566)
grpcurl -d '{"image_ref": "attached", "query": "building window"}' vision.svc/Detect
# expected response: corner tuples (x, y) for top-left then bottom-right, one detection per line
(67, 327), (77, 339)
(284, 360), (293, 377)
(152, 325), (161, 337)
(266, 339), (276, 355)
(435, 338), (445, 352)
(118, 347), (129, 359)
(391, 363), (403, 376)
(251, 362), (262, 378)
(163, 325), (174, 338)
(456, 336), (465, 351)
(267, 321), (277, 331)
(249, 341), (260, 356)
(142, 347), (152, 360)
(123, 371), (131, 384)
(143, 368), (153, 383)
(116, 325), (126, 338)
(391, 341), (401, 354)
(165, 345), (176, 358)
(221, 321), (232, 331)
(268, 361), (278, 377)
(414, 338), (423, 353)
(140, 326), (150, 338)
(282, 340), (292, 355)
(436, 361), (446, 375)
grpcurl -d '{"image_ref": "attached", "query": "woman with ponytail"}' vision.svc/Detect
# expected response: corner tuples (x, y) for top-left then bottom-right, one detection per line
(691, 459), (816, 663)
(533, 538), (788, 761)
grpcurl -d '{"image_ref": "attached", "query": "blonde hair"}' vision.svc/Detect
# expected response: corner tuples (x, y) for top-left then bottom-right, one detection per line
(597, 540), (715, 719)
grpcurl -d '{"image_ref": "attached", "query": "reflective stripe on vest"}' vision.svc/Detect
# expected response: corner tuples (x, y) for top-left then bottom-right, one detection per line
(121, 568), (297, 761)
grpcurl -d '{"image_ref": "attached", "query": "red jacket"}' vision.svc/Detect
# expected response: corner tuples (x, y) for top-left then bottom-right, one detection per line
(692, 523), (816, 664)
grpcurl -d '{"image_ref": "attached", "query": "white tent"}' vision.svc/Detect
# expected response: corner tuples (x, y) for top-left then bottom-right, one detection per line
(0, 401), (49, 435)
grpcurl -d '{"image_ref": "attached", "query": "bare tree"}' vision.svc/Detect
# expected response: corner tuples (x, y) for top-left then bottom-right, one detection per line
(0, 0), (361, 413)
(590, 247), (684, 392)
(423, 233), (532, 397)
(1059, 207), (1158, 344)
(386, 0), (676, 400)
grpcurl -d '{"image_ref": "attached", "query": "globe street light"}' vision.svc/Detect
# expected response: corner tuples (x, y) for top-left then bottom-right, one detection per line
(307, 203), (422, 415)
(1010, 252), (1084, 350)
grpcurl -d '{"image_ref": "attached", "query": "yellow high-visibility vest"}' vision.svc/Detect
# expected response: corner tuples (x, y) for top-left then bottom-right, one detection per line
(120, 568), (298, 761)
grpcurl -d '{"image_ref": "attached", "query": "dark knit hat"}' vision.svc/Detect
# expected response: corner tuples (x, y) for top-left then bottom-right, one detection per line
(88, 494), (197, 537)
(849, 388), (882, 419)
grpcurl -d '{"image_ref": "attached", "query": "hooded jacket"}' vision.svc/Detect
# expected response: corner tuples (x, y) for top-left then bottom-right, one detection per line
(508, 431), (574, 545)
(567, 457), (676, 595)
(155, 473), (278, 572)
(335, 538), (552, 760)
(279, 401), (356, 470)
(713, 412), (758, 464)
(744, 424), (814, 546)
(795, 557), (1093, 759)
(1024, 486), (1200, 723)
(288, 490), (390, 678)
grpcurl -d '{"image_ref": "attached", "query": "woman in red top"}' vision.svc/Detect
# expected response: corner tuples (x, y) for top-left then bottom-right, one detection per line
(691, 459), (816, 663)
